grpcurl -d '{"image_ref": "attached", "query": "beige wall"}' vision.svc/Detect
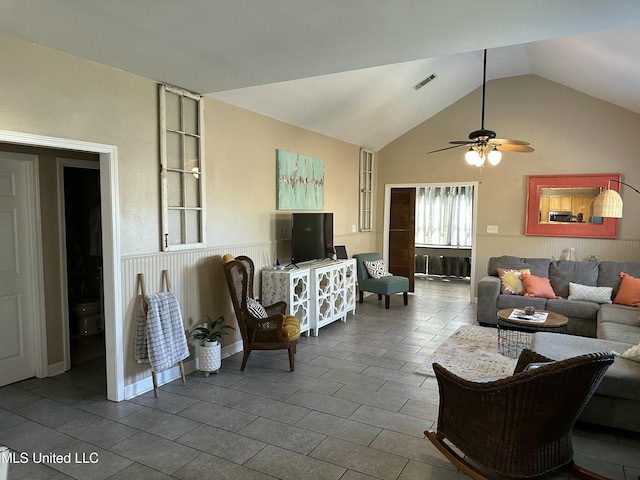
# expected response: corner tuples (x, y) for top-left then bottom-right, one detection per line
(0, 33), (375, 385)
(378, 75), (640, 290)
(0, 33), (367, 255)
(206, 98), (362, 252)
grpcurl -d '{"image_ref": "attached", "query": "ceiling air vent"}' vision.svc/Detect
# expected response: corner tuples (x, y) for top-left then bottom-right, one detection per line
(413, 73), (437, 91)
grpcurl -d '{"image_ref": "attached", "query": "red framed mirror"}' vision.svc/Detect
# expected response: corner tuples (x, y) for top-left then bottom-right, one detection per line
(525, 174), (621, 238)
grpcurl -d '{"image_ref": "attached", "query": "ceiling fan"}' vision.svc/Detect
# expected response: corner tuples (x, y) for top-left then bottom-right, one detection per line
(427, 49), (534, 167)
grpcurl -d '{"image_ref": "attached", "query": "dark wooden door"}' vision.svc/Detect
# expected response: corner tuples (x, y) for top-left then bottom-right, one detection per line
(389, 187), (415, 292)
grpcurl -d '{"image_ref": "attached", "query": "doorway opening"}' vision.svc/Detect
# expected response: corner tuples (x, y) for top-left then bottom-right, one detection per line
(62, 163), (105, 370)
(384, 182), (478, 303)
(0, 129), (123, 401)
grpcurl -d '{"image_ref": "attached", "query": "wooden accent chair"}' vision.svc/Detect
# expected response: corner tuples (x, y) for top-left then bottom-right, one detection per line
(353, 252), (409, 309)
(222, 255), (300, 371)
(425, 349), (614, 480)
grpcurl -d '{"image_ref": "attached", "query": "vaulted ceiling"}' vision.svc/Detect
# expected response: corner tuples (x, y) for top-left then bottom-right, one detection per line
(2, 1), (640, 150)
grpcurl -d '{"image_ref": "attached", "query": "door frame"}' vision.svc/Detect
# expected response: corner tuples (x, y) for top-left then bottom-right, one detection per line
(383, 182), (479, 302)
(0, 129), (124, 402)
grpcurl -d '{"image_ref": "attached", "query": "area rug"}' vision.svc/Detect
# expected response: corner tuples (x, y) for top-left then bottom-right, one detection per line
(415, 325), (529, 379)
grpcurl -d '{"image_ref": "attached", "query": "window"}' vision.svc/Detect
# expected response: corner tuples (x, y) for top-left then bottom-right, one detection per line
(415, 185), (474, 247)
(159, 84), (205, 251)
(359, 148), (374, 232)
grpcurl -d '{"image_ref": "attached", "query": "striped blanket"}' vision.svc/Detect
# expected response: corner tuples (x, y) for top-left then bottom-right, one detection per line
(135, 292), (190, 372)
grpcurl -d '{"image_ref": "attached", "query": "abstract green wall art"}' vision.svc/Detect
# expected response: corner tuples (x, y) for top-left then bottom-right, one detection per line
(276, 149), (324, 210)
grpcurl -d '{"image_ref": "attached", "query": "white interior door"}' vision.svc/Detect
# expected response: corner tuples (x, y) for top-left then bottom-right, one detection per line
(0, 152), (42, 386)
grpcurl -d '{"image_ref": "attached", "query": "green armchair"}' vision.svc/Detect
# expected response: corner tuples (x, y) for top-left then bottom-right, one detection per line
(353, 253), (409, 309)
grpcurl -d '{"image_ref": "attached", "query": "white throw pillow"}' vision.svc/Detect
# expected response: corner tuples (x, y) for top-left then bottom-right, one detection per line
(621, 343), (640, 363)
(364, 259), (393, 279)
(246, 297), (268, 318)
(567, 282), (612, 304)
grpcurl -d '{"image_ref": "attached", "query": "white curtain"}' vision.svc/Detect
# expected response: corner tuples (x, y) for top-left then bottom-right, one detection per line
(415, 185), (474, 247)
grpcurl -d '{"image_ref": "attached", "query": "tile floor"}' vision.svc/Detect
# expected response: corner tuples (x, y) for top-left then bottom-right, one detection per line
(1, 277), (639, 479)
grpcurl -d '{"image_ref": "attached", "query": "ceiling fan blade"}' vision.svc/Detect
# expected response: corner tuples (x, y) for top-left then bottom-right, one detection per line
(495, 144), (535, 153)
(426, 143), (470, 155)
(490, 138), (530, 146)
(435, 50), (532, 160)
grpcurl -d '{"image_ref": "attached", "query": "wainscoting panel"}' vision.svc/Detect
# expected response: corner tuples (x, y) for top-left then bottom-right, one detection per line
(120, 242), (274, 386)
(472, 234), (640, 298)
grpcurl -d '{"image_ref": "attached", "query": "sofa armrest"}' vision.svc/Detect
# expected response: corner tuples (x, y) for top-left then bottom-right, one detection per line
(477, 276), (501, 326)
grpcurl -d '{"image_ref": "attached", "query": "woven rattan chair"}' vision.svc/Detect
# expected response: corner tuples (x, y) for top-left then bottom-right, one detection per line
(425, 349), (614, 480)
(223, 255), (300, 371)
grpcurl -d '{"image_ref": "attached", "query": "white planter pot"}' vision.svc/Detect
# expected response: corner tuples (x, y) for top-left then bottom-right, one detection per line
(198, 341), (221, 376)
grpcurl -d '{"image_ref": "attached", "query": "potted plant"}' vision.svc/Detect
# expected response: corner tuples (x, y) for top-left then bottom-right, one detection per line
(192, 315), (235, 376)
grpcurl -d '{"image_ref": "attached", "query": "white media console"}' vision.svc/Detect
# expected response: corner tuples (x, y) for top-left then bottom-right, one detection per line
(261, 259), (357, 336)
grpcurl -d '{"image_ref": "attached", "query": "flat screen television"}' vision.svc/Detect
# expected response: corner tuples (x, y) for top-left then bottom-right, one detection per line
(291, 212), (334, 264)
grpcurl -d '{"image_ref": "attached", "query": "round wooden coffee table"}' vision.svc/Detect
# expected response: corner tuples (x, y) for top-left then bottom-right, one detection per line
(497, 308), (568, 358)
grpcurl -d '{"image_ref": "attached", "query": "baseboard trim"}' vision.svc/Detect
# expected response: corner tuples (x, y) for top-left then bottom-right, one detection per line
(124, 340), (244, 400)
(48, 361), (66, 377)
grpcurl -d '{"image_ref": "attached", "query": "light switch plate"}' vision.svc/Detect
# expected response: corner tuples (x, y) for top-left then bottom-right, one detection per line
(487, 225), (499, 234)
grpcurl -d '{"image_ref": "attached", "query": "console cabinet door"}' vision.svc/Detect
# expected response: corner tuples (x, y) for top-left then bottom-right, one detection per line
(262, 260), (356, 337)
(261, 269), (311, 335)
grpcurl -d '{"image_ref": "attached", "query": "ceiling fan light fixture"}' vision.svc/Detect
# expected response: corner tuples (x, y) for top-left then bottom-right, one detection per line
(488, 149), (502, 165)
(465, 148), (480, 166)
(423, 49), (535, 164)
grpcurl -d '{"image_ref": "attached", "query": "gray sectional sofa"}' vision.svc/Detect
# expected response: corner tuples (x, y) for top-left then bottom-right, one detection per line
(477, 256), (640, 337)
(477, 256), (640, 432)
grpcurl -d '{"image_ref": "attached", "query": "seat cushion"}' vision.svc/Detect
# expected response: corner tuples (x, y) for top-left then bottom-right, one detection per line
(598, 321), (640, 345)
(497, 294), (547, 311)
(545, 298), (599, 321)
(283, 315), (301, 342)
(531, 332), (640, 402)
(597, 303), (640, 326)
(598, 261), (640, 295)
(549, 260), (598, 298)
(487, 256), (550, 278)
(361, 275), (409, 295)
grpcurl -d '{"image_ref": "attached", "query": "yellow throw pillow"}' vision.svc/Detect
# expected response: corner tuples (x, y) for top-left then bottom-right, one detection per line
(498, 268), (530, 295)
(222, 253), (235, 263)
(282, 315), (301, 342)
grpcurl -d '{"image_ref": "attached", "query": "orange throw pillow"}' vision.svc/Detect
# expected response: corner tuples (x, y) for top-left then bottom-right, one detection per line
(613, 272), (640, 308)
(521, 273), (558, 299)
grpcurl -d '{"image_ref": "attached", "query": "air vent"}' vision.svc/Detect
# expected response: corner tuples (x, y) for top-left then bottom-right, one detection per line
(413, 73), (437, 91)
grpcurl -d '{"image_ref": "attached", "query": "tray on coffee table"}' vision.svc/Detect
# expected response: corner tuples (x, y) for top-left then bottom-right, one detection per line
(496, 308), (568, 358)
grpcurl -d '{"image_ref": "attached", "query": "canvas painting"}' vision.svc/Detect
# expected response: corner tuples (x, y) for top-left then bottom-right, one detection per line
(276, 149), (324, 210)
